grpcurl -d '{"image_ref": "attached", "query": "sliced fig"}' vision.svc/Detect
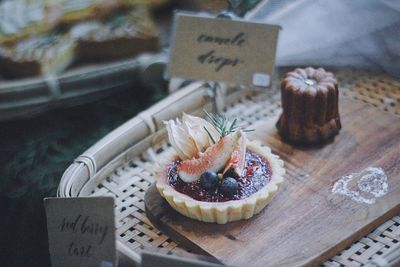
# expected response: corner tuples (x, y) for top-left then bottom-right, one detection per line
(178, 131), (241, 183)
(223, 132), (246, 178)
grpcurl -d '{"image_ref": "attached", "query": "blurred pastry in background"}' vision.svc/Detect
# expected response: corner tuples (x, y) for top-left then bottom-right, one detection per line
(71, 7), (160, 62)
(117, 0), (169, 10)
(0, 0), (60, 45)
(56, 0), (119, 27)
(57, 0), (169, 27)
(0, 33), (76, 78)
(0, 0), (164, 79)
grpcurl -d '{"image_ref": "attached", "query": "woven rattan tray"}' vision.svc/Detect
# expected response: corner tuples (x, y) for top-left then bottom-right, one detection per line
(0, 53), (166, 121)
(58, 68), (400, 266)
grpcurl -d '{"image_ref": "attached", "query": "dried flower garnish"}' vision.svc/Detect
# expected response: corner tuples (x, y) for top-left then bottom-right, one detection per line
(164, 113), (219, 159)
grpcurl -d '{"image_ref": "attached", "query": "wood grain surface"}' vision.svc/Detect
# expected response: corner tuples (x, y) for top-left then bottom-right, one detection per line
(145, 98), (400, 267)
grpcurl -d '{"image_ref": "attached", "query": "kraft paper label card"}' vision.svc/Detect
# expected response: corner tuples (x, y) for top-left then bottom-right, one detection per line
(44, 197), (116, 267)
(168, 12), (280, 88)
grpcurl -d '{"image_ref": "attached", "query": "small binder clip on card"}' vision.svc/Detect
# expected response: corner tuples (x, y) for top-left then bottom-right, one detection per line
(168, 12), (280, 89)
(253, 72), (271, 87)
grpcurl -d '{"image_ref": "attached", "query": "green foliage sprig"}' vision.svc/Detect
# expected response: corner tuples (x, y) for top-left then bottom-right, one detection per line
(204, 110), (254, 143)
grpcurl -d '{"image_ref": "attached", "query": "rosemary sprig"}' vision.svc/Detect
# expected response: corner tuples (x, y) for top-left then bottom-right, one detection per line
(204, 110), (254, 138)
(204, 126), (216, 144)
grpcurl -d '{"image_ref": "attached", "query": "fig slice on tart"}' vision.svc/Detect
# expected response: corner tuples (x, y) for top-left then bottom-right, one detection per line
(178, 131), (242, 183)
(223, 132), (246, 178)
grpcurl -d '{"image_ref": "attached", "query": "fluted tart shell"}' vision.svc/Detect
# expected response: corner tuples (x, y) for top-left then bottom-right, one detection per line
(276, 67), (341, 144)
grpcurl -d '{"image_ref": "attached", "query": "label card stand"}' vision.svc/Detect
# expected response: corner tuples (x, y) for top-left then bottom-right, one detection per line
(44, 197), (116, 267)
(168, 10), (280, 114)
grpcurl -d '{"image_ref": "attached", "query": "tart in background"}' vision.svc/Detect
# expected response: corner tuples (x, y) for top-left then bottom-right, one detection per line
(117, 0), (169, 10)
(0, 0), (60, 45)
(0, 33), (76, 78)
(55, 0), (119, 27)
(70, 7), (160, 62)
(56, 0), (168, 27)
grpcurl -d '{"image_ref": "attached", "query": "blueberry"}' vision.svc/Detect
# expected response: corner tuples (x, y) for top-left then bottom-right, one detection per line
(200, 171), (218, 190)
(219, 177), (238, 198)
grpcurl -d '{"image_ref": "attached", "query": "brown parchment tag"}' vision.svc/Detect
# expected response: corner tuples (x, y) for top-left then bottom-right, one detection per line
(44, 197), (116, 267)
(168, 12), (280, 88)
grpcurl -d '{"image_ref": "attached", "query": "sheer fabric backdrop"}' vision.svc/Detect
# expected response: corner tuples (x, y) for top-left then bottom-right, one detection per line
(248, 0), (400, 77)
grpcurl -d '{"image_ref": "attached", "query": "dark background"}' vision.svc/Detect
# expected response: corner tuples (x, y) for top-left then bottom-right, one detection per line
(0, 86), (166, 267)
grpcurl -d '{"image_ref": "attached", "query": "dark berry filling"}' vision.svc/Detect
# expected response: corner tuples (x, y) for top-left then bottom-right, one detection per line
(167, 151), (272, 202)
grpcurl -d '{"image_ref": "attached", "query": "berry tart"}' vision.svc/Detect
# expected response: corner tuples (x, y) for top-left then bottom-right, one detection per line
(156, 113), (285, 224)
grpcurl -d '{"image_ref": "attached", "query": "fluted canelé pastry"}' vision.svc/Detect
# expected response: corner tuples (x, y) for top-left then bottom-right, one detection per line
(276, 67), (341, 144)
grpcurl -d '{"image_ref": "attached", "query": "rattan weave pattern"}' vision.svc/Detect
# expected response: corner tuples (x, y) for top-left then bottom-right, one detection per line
(82, 69), (399, 266)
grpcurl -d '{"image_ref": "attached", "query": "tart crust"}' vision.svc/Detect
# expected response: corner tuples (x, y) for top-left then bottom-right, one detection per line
(155, 140), (285, 224)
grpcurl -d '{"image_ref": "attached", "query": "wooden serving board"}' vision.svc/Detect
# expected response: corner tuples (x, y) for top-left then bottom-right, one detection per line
(145, 98), (400, 267)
